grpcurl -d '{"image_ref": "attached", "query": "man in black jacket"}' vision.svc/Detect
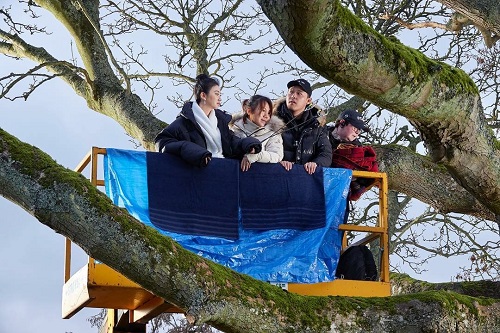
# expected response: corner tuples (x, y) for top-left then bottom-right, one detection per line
(274, 78), (332, 174)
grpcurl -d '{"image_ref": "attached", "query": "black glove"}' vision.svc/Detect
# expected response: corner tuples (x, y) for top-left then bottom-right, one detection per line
(248, 143), (262, 154)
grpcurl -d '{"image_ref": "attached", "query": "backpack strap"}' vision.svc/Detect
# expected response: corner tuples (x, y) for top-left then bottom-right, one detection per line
(360, 245), (378, 281)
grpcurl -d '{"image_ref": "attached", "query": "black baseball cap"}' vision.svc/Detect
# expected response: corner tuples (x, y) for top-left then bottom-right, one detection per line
(337, 109), (370, 132)
(287, 79), (312, 97)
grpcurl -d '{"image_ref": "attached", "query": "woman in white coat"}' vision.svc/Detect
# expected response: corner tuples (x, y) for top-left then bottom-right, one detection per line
(230, 95), (285, 171)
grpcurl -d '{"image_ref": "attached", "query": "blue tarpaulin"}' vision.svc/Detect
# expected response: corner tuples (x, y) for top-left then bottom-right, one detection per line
(104, 148), (352, 283)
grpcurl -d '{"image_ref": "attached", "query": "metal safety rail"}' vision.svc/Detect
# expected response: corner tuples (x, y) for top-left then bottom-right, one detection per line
(287, 169), (390, 297)
(63, 147), (181, 327)
(62, 147), (390, 329)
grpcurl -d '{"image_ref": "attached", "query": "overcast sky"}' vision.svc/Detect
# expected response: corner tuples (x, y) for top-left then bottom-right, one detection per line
(0, 3), (476, 333)
(0, 72), (135, 332)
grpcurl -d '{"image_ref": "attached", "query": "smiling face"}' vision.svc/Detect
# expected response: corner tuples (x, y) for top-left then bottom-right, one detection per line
(200, 85), (221, 112)
(286, 86), (311, 116)
(247, 100), (272, 127)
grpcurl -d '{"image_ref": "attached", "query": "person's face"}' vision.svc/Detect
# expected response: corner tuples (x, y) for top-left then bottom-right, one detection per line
(201, 85), (221, 110)
(247, 102), (271, 127)
(286, 86), (311, 116)
(336, 122), (361, 141)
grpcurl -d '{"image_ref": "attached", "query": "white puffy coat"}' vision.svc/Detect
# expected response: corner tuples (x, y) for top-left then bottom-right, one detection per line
(230, 113), (284, 164)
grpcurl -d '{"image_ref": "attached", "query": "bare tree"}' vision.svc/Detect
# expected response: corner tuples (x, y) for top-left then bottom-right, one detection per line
(1, 0), (499, 331)
(336, 0), (499, 281)
(99, 0), (284, 108)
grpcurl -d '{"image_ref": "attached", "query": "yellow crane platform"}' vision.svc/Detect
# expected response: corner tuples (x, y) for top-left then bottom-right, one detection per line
(62, 147), (390, 330)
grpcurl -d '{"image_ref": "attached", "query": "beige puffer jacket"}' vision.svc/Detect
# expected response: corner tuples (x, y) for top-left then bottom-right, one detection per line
(230, 112), (285, 164)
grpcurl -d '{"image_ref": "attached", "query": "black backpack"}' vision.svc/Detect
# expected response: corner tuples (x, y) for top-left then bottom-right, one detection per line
(335, 245), (378, 281)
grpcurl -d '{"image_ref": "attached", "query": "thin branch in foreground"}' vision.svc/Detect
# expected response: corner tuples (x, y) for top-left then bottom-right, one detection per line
(0, 61), (91, 100)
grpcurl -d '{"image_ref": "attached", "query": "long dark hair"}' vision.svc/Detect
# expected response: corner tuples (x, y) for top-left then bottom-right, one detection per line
(242, 95), (273, 121)
(194, 74), (220, 104)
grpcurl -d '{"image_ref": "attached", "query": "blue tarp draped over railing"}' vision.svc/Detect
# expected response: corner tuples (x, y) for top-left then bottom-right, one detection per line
(104, 148), (352, 283)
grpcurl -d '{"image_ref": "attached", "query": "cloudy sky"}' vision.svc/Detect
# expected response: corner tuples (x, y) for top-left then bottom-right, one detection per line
(0, 70), (134, 332)
(0, 3), (474, 333)
(0, 7), (139, 328)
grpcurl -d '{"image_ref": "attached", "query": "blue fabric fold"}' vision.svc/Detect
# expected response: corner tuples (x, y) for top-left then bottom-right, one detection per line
(239, 163), (325, 230)
(146, 152), (240, 240)
(104, 149), (149, 223)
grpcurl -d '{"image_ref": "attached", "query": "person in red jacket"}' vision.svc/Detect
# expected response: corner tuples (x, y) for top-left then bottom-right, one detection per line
(328, 109), (378, 201)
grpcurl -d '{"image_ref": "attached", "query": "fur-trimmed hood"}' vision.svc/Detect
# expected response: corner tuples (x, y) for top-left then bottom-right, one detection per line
(272, 97), (326, 126)
(230, 111), (285, 134)
(272, 96), (287, 115)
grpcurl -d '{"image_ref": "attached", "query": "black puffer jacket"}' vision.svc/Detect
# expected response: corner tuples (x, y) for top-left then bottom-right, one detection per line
(155, 102), (261, 167)
(274, 100), (332, 166)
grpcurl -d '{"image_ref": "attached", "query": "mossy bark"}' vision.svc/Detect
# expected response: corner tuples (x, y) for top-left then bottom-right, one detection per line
(1, 127), (499, 332)
(376, 145), (494, 220)
(32, 0), (165, 149)
(392, 273), (500, 299)
(257, 0), (500, 217)
(438, 0), (500, 37)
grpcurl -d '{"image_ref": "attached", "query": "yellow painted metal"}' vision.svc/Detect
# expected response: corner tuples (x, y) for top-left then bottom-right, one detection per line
(62, 264), (92, 319)
(63, 147), (183, 321)
(349, 233), (380, 247)
(100, 309), (115, 333)
(74, 150), (91, 173)
(379, 173), (390, 282)
(90, 147), (106, 186)
(64, 238), (71, 283)
(133, 296), (181, 324)
(62, 261), (180, 319)
(85, 262), (157, 309)
(339, 225), (385, 233)
(288, 279), (391, 297)
(62, 147), (392, 321)
(88, 261), (140, 287)
(290, 169), (391, 296)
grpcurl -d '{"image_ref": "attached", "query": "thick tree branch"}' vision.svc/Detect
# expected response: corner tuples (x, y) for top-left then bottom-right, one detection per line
(379, 12), (449, 32)
(1, 127), (498, 332)
(0, 28), (88, 95)
(257, 0), (500, 217)
(3, 1), (499, 331)
(3, 2), (165, 149)
(35, 0), (118, 85)
(73, 0), (131, 94)
(376, 145), (494, 220)
(391, 273), (500, 299)
(438, 0), (500, 41)
(379, 11), (500, 48)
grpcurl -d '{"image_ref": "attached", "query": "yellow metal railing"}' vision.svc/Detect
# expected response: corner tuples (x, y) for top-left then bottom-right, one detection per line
(340, 170), (390, 283)
(63, 147), (391, 319)
(64, 147), (106, 283)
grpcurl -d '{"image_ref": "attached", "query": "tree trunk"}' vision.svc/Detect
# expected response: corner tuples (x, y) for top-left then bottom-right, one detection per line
(438, 0), (500, 37)
(1, 128), (498, 332)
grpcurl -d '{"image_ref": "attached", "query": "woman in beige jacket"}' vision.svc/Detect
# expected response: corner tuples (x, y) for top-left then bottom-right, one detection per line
(230, 95), (285, 171)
